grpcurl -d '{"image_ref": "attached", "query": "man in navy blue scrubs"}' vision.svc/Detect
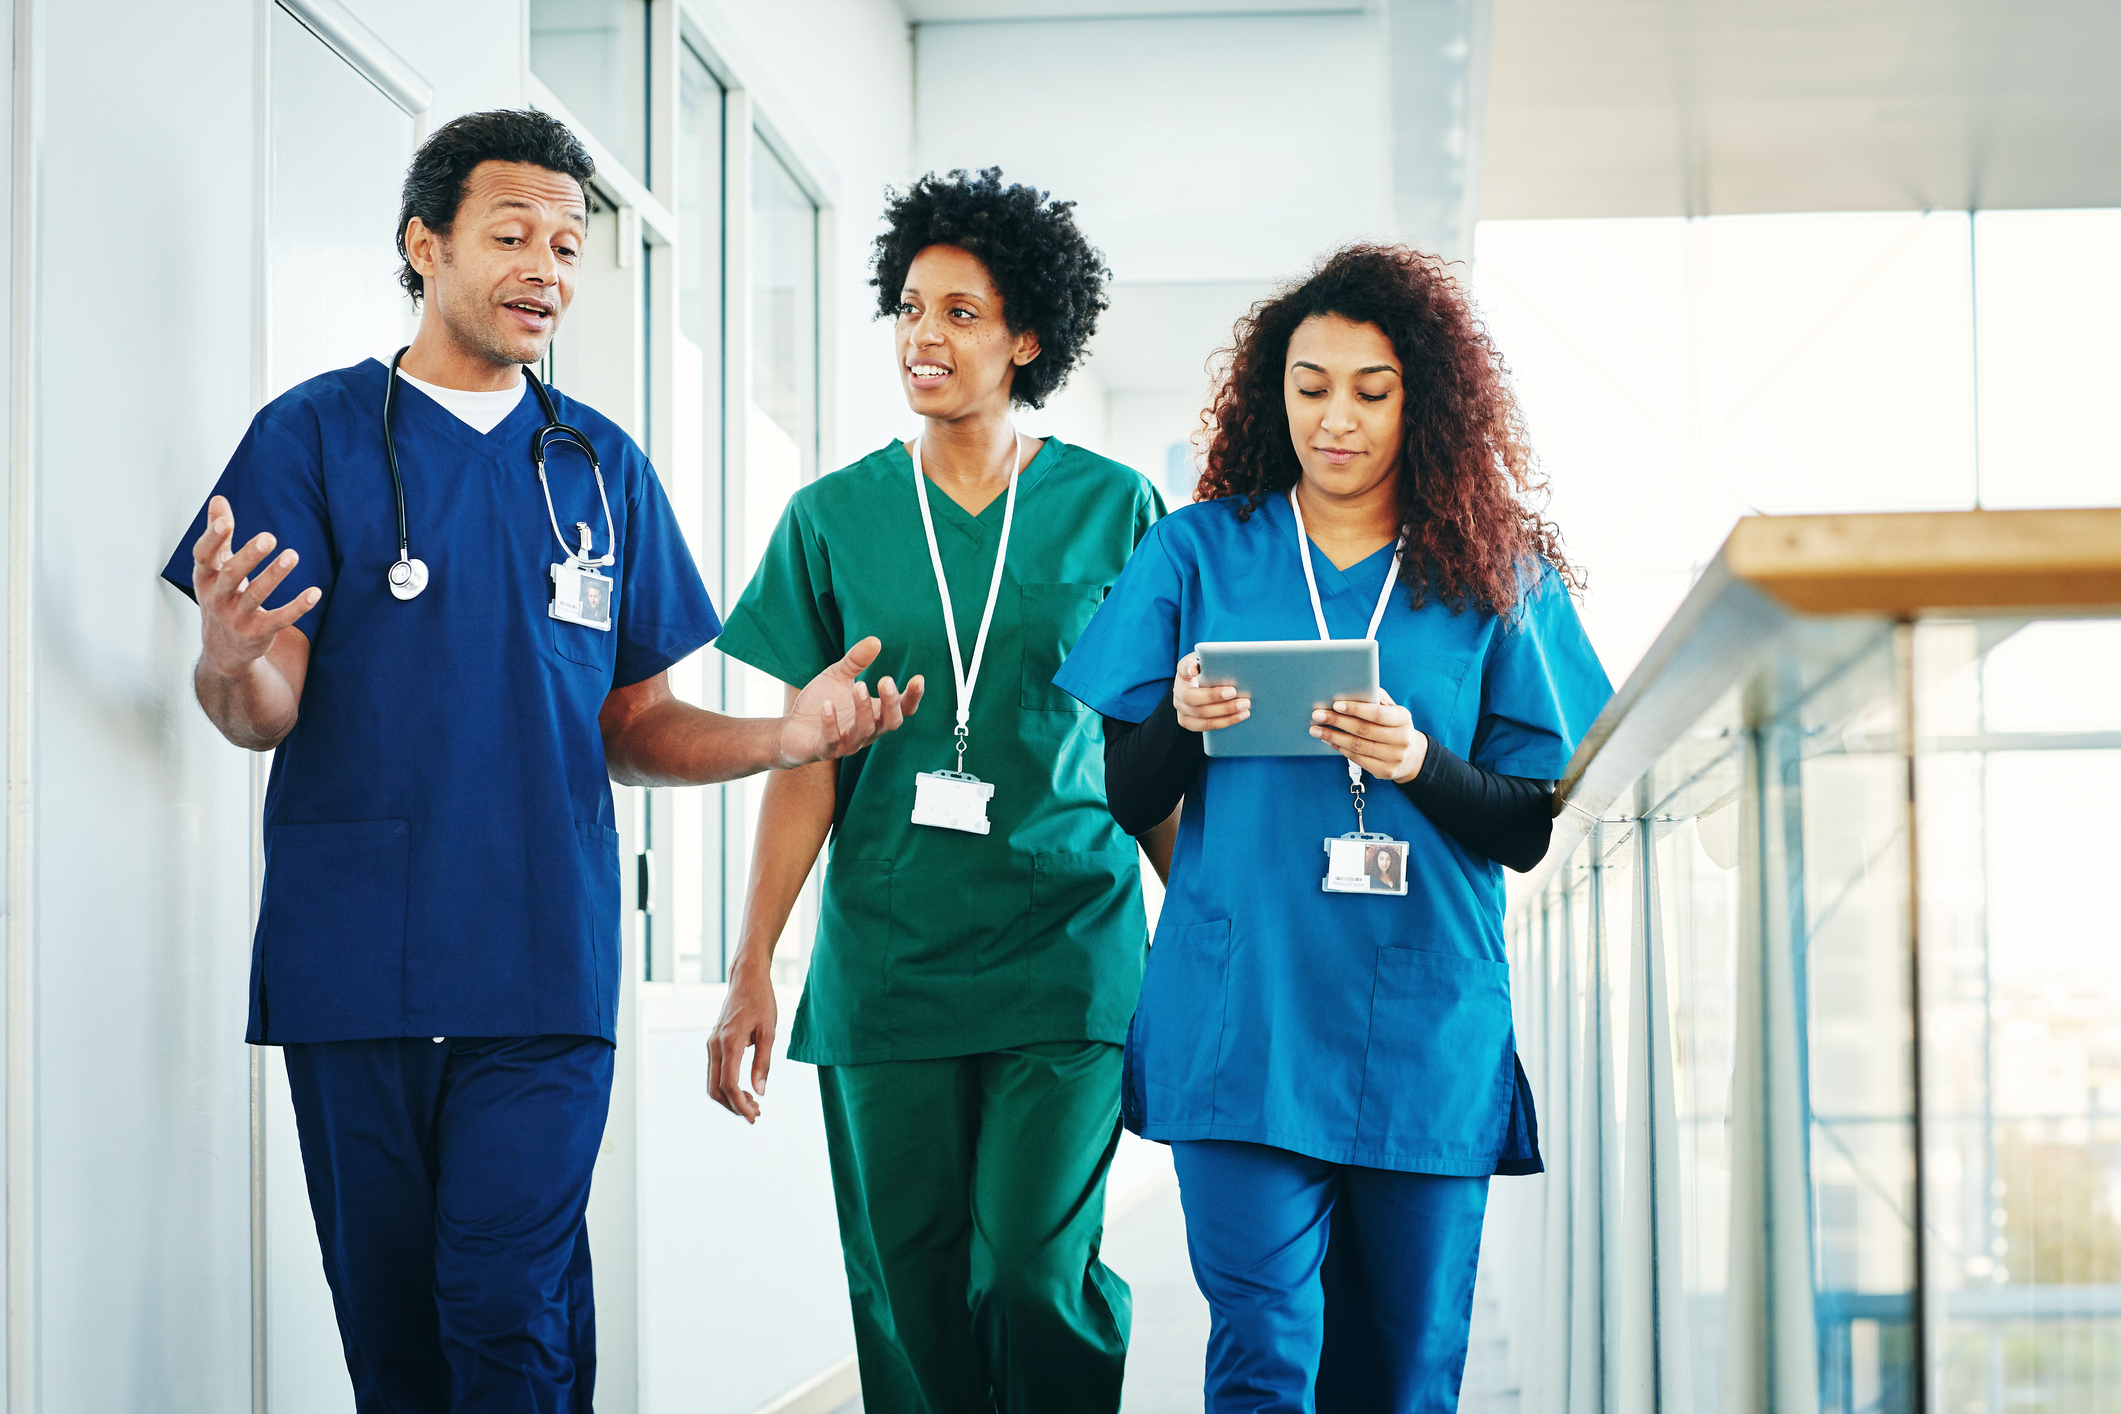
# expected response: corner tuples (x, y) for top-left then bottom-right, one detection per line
(161, 111), (922, 1412)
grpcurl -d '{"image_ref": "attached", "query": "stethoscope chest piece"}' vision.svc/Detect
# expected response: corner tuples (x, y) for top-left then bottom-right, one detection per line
(382, 346), (607, 608)
(387, 556), (430, 601)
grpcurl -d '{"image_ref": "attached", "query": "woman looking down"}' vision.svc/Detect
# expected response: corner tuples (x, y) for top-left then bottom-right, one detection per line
(1055, 243), (1612, 1411)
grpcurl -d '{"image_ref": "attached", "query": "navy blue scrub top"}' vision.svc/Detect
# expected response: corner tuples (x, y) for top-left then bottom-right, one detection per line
(161, 359), (721, 1045)
(1053, 495), (1612, 1175)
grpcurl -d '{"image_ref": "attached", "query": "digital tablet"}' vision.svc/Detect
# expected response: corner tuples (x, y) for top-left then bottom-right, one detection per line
(1194, 639), (1380, 758)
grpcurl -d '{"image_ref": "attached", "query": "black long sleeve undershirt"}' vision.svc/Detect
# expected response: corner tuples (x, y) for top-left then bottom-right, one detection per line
(1101, 699), (1556, 872)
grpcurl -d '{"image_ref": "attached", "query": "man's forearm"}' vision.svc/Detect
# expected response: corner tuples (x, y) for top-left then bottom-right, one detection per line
(194, 653), (301, 751)
(604, 697), (788, 787)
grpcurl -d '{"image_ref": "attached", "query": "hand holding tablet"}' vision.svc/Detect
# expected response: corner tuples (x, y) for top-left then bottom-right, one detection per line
(1191, 639), (1381, 758)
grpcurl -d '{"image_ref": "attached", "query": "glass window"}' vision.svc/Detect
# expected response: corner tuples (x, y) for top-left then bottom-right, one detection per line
(529, 0), (649, 179)
(677, 44), (723, 348)
(668, 43), (726, 983)
(750, 134), (816, 464)
(730, 133), (819, 985)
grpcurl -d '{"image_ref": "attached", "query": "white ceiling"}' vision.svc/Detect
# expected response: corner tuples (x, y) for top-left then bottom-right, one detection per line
(1481, 0), (2121, 218)
(904, 0), (1362, 21)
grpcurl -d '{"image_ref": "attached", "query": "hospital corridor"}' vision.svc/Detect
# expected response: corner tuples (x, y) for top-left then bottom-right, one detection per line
(3, 0), (2120, 1410)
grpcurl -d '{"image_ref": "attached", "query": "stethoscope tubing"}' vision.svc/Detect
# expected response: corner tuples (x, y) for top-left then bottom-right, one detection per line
(381, 346), (615, 596)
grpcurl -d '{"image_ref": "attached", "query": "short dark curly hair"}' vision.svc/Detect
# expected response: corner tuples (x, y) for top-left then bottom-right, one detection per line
(396, 109), (595, 303)
(868, 168), (1109, 408)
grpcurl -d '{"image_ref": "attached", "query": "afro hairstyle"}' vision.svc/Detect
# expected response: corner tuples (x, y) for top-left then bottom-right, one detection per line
(869, 168), (1109, 409)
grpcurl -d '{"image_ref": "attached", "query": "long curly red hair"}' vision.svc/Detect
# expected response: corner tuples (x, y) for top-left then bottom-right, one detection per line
(1195, 243), (1578, 619)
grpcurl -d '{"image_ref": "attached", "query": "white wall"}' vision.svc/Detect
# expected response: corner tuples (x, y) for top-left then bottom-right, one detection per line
(15, 0), (522, 1404)
(911, 11), (1395, 486)
(915, 12), (1392, 286)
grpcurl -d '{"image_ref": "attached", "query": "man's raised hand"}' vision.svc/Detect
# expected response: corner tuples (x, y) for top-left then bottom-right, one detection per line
(777, 635), (925, 767)
(191, 495), (319, 674)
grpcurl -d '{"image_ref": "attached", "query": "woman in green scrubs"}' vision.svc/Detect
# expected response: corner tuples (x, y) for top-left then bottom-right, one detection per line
(708, 167), (1168, 1413)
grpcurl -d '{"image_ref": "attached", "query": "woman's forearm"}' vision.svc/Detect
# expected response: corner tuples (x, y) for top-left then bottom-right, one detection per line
(1102, 698), (1203, 835)
(1395, 742), (1554, 872)
(1140, 807), (1179, 883)
(734, 763), (835, 975)
(731, 690), (838, 976)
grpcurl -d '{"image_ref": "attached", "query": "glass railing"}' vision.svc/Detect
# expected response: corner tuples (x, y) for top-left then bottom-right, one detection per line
(1489, 509), (2121, 1414)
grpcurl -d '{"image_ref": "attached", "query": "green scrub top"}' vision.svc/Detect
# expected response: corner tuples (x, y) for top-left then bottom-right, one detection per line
(715, 437), (1167, 1066)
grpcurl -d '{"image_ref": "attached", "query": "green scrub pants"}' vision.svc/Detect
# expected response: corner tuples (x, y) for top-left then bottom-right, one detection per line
(819, 1041), (1131, 1414)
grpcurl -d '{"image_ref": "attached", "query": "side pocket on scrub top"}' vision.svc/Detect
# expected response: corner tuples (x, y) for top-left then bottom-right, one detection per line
(1357, 947), (1513, 1162)
(576, 821), (622, 1024)
(1132, 917), (1231, 1126)
(814, 860), (894, 1051)
(259, 819), (410, 1037)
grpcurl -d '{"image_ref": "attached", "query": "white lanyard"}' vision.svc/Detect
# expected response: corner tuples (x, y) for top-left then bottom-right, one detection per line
(1289, 487), (1401, 642)
(914, 433), (1023, 772)
(1290, 486), (1403, 801)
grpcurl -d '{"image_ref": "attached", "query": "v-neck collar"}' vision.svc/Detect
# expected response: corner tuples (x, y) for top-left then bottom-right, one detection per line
(893, 435), (1064, 534)
(374, 357), (548, 465)
(1272, 492), (1396, 598)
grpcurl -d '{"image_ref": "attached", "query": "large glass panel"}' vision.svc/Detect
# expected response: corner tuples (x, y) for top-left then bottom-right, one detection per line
(1920, 619), (2121, 1412)
(1792, 634), (1919, 1414)
(677, 44), (722, 349)
(1971, 211), (2121, 510)
(1645, 698), (1747, 1412)
(750, 134), (816, 460)
(731, 132), (818, 985)
(667, 41), (724, 983)
(529, 0), (649, 179)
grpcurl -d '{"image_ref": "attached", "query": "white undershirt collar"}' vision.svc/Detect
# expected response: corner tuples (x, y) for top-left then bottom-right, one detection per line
(395, 367), (527, 436)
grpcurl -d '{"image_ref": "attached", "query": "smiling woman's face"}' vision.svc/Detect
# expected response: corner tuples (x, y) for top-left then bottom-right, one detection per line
(896, 244), (1039, 421)
(1284, 313), (1404, 499)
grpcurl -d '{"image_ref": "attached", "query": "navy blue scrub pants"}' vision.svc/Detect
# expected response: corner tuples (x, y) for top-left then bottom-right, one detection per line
(1171, 1140), (1488, 1413)
(282, 1035), (615, 1414)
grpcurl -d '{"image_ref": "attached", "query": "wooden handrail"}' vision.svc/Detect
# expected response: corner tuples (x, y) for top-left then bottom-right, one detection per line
(1519, 507), (2121, 895)
(1723, 508), (2121, 615)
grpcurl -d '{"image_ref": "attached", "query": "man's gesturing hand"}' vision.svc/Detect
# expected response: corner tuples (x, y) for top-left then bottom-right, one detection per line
(777, 635), (925, 768)
(191, 495), (319, 675)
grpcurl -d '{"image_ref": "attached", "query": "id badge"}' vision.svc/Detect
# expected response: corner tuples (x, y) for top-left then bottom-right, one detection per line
(550, 561), (614, 631)
(1322, 835), (1409, 895)
(912, 770), (994, 835)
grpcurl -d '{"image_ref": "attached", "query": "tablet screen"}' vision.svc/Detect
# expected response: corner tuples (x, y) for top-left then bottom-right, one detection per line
(1194, 639), (1380, 758)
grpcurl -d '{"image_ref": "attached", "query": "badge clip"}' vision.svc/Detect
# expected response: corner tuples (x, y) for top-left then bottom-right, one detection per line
(1320, 759), (1408, 894)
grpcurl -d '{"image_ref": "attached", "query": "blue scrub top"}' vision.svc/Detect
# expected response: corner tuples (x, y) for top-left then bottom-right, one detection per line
(1054, 495), (1611, 1175)
(161, 359), (720, 1045)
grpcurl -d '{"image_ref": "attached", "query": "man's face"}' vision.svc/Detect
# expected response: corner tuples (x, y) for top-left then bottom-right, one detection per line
(405, 160), (587, 367)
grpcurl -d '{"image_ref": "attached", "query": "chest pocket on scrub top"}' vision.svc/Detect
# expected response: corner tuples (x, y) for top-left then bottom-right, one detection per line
(1018, 582), (1104, 711)
(551, 611), (616, 671)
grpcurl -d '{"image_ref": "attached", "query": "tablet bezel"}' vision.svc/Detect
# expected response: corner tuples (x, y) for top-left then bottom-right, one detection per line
(1194, 639), (1380, 758)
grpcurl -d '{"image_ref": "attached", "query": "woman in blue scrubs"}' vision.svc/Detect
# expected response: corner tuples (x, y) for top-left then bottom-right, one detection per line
(1054, 243), (1612, 1411)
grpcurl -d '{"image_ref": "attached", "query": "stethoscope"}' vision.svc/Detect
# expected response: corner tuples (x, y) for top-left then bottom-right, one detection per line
(381, 345), (617, 601)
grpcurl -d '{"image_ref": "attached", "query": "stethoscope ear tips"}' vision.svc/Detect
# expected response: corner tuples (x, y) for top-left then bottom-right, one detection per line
(388, 557), (430, 601)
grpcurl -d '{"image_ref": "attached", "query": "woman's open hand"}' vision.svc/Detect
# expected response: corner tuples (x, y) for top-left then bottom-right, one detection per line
(1172, 652), (1249, 733)
(1311, 689), (1429, 782)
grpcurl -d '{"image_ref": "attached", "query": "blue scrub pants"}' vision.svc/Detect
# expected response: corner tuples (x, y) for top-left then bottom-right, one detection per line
(282, 1035), (615, 1414)
(1171, 1140), (1488, 1413)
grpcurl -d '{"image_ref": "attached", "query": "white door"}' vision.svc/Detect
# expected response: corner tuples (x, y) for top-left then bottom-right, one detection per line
(260, 5), (422, 1408)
